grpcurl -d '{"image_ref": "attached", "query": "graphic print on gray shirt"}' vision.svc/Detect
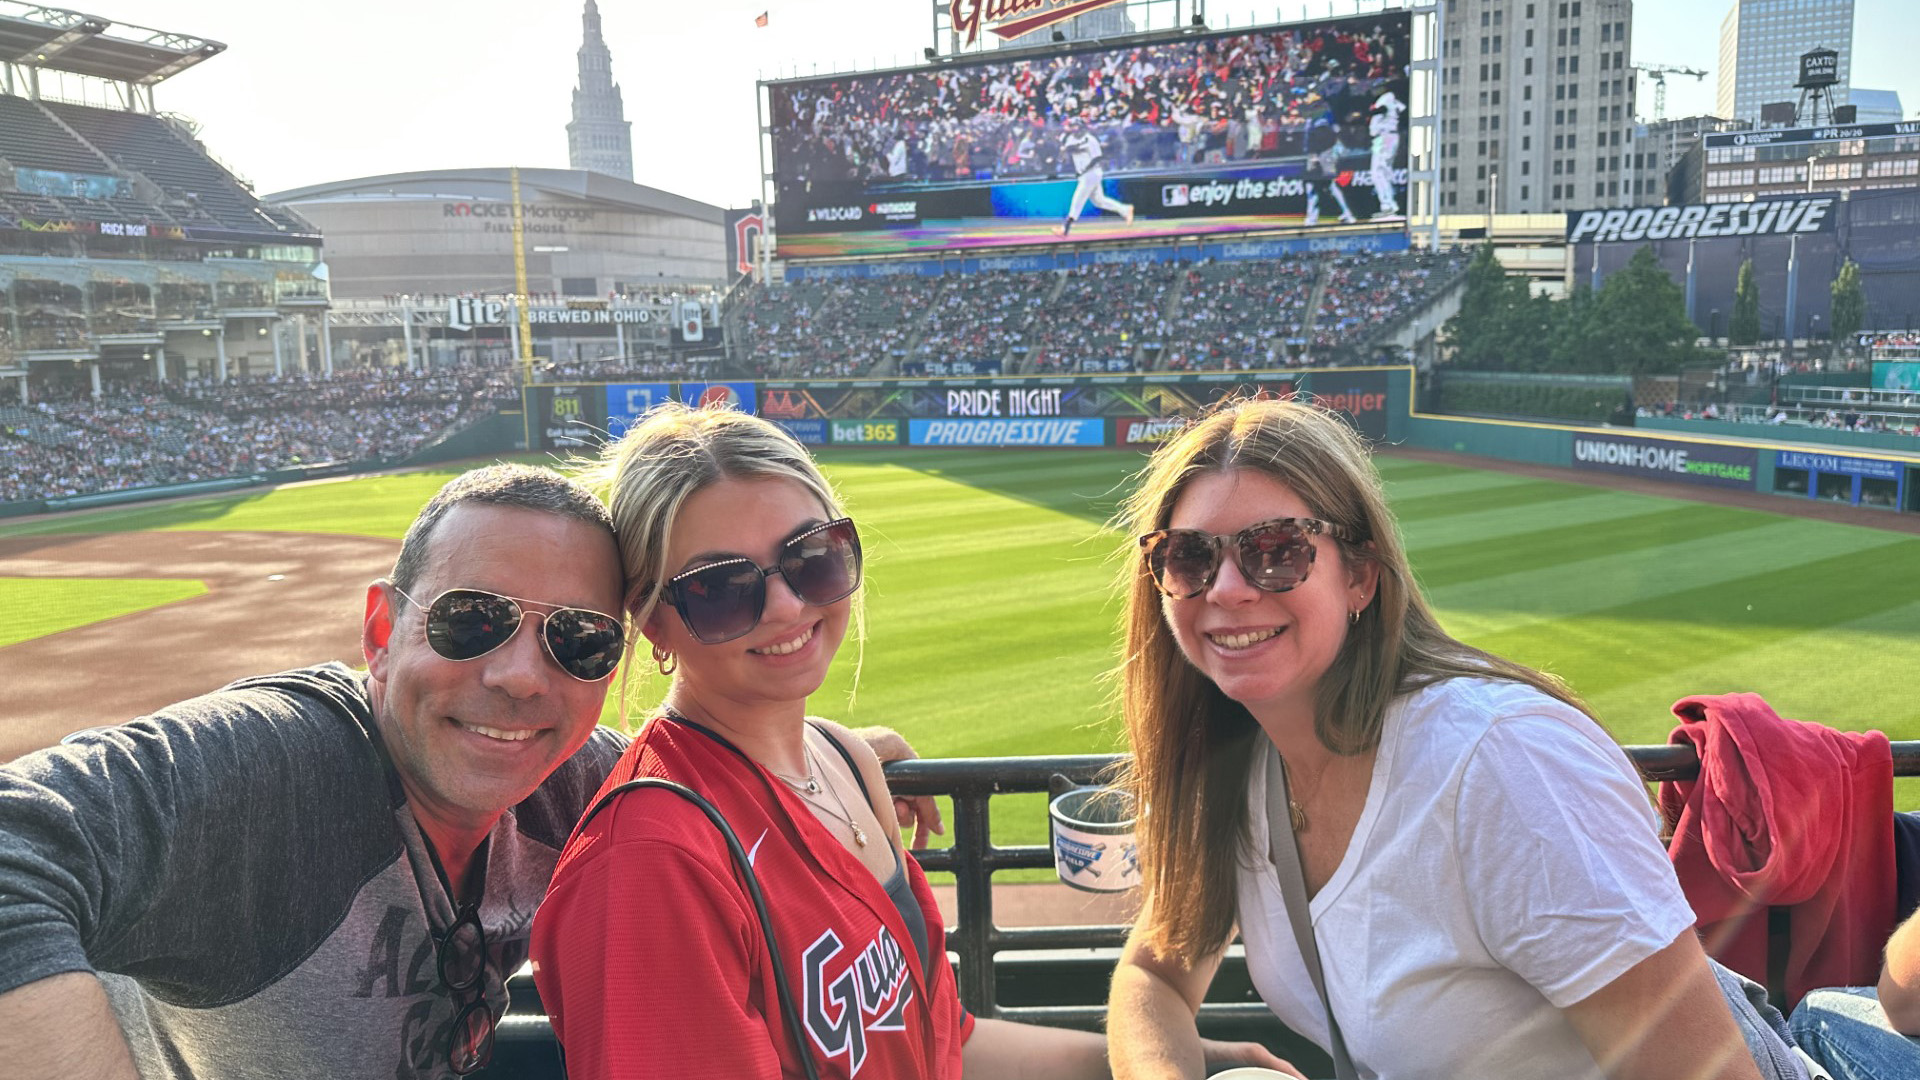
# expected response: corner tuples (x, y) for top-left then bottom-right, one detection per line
(0, 663), (626, 1080)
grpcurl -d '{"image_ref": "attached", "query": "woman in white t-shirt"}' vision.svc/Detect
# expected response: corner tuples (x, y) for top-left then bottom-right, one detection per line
(1104, 398), (1765, 1080)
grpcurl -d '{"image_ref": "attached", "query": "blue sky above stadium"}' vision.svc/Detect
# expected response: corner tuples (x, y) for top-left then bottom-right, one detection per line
(113, 0), (1920, 209)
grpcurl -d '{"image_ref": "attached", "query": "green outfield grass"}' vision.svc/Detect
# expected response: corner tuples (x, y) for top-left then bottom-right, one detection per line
(0, 577), (206, 648)
(5, 448), (1917, 861)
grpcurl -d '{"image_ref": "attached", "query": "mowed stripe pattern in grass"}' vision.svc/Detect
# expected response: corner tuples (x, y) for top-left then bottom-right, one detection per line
(6, 448), (1915, 834)
(0, 577), (207, 648)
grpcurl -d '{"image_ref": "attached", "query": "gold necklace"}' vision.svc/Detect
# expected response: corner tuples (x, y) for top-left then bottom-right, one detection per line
(1279, 755), (1308, 833)
(786, 741), (869, 847)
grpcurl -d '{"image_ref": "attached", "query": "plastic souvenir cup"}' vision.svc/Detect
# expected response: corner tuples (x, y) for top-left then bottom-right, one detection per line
(1047, 785), (1141, 893)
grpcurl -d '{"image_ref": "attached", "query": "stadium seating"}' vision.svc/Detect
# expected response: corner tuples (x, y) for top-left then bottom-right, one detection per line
(0, 369), (518, 504)
(41, 102), (291, 234)
(0, 95), (114, 173)
(723, 249), (1468, 376)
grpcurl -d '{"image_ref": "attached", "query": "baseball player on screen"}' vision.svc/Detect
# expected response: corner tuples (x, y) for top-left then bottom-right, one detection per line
(1299, 89), (1356, 227)
(1369, 89), (1406, 221)
(1053, 116), (1134, 238)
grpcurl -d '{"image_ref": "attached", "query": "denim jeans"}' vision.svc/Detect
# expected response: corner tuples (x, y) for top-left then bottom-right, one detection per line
(1790, 987), (1920, 1080)
(1713, 960), (1813, 1080)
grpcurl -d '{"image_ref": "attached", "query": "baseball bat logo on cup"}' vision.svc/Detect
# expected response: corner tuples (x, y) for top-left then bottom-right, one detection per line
(1047, 786), (1141, 893)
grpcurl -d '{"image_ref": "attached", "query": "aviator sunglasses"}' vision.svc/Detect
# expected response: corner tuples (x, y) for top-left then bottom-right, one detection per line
(390, 585), (625, 682)
(660, 518), (863, 644)
(1139, 517), (1361, 600)
(434, 902), (495, 1074)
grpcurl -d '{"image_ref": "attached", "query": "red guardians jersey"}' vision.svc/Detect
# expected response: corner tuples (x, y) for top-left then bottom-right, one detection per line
(532, 715), (973, 1079)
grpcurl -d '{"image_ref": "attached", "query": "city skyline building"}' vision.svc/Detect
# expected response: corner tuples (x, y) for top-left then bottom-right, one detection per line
(566, 0), (634, 182)
(1441, 0), (1641, 215)
(1715, 0), (1854, 125)
(1850, 88), (1904, 123)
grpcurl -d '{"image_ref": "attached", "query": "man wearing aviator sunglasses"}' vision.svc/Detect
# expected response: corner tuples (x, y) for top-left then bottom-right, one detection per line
(0, 462), (934, 1080)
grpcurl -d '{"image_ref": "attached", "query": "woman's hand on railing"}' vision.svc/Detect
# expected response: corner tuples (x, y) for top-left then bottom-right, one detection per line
(853, 724), (946, 848)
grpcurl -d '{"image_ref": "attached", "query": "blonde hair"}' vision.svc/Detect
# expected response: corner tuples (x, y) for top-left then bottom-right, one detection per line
(585, 402), (862, 658)
(1114, 397), (1588, 963)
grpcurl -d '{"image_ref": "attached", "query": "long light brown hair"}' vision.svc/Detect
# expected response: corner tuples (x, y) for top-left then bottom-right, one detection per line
(1114, 397), (1588, 963)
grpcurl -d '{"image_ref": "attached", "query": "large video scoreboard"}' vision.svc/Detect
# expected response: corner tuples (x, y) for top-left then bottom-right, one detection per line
(766, 12), (1412, 258)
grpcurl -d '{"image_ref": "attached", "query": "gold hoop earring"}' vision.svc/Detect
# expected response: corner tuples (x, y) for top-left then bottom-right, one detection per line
(651, 643), (676, 676)
(1349, 608), (1361, 625)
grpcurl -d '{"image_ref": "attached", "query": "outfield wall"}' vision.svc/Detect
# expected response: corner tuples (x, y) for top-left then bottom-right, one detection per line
(1401, 411), (1920, 514)
(14, 364), (1920, 517)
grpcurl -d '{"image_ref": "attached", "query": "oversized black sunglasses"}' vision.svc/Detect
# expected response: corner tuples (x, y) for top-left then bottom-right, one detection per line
(661, 518), (862, 645)
(435, 902), (495, 1075)
(391, 585), (625, 682)
(1139, 517), (1360, 600)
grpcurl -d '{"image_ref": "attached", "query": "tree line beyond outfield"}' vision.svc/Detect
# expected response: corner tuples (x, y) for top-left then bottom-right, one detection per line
(1445, 243), (1870, 373)
(1444, 245), (1704, 374)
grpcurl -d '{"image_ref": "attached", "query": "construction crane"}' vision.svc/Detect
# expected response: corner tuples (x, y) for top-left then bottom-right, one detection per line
(1632, 62), (1709, 122)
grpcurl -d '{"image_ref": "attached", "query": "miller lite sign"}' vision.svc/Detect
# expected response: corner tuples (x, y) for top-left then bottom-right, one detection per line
(948, 0), (1129, 46)
(678, 299), (704, 343)
(446, 297), (506, 331)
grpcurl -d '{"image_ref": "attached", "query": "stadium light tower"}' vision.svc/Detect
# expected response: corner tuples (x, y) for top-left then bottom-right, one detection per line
(1632, 62), (1708, 122)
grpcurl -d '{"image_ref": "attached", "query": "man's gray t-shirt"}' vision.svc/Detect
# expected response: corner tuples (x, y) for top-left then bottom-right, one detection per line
(0, 662), (626, 1080)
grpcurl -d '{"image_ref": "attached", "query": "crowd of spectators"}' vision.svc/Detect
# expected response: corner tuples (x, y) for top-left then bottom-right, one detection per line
(1310, 249), (1465, 355)
(1160, 257), (1315, 372)
(772, 22), (1405, 192)
(1, 366), (517, 504)
(913, 270), (1046, 375)
(1019, 263), (1177, 374)
(724, 248), (1468, 377)
(735, 278), (921, 378)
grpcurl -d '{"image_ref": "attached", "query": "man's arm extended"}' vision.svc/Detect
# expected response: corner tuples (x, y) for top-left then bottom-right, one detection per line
(0, 973), (137, 1080)
(1878, 908), (1920, 1033)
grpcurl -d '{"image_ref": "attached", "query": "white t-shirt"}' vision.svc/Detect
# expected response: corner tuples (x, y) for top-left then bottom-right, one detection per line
(1236, 677), (1695, 1079)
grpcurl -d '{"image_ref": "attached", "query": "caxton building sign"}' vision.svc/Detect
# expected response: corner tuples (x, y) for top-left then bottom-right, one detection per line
(948, 0), (1128, 46)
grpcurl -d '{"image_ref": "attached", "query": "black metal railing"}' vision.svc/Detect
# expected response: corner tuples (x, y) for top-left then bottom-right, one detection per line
(485, 739), (1920, 1079)
(882, 740), (1920, 1024)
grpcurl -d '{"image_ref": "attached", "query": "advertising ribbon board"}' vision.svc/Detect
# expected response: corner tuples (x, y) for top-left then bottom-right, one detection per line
(774, 419), (829, 446)
(1301, 370), (1390, 440)
(1570, 433), (1757, 490)
(677, 381), (758, 413)
(529, 385), (609, 452)
(1115, 417), (1188, 447)
(909, 418), (1106, 447)
(604, 382), (672, 438)
(830, 418), (903, 445)
(1776, 450), (1902, 481)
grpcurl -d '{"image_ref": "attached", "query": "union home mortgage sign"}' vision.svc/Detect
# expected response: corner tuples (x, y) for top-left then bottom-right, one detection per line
(949, 0), (1128, 46)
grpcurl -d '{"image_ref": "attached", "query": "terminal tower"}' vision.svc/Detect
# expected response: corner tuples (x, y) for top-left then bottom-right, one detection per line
(566, 0), (633, 181)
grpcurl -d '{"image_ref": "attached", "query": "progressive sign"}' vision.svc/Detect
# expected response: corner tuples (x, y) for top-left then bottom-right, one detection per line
(1566, 197), (1837, 244)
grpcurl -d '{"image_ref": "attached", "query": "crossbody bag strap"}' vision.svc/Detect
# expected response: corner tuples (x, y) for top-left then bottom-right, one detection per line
(1264, 744), (1359, 1080)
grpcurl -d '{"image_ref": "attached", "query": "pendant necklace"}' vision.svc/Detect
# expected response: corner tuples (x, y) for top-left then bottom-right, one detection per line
(775, 740), (868, 847)
(1279, 755), (1309, 833)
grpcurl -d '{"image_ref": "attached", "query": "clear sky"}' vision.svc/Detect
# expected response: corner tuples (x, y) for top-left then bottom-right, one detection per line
(104, 0), (1919, 210)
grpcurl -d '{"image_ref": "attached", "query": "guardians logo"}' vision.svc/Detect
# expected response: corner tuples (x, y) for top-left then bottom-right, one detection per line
(802, 926), (914, 1074)
(948, 0), (1128, 46)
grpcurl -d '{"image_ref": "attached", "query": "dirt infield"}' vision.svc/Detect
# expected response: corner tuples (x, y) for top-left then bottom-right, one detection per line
(0, 530), (397, 760)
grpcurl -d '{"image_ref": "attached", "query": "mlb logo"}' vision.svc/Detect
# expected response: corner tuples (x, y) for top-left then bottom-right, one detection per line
(1162, 184), (1190, 208)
